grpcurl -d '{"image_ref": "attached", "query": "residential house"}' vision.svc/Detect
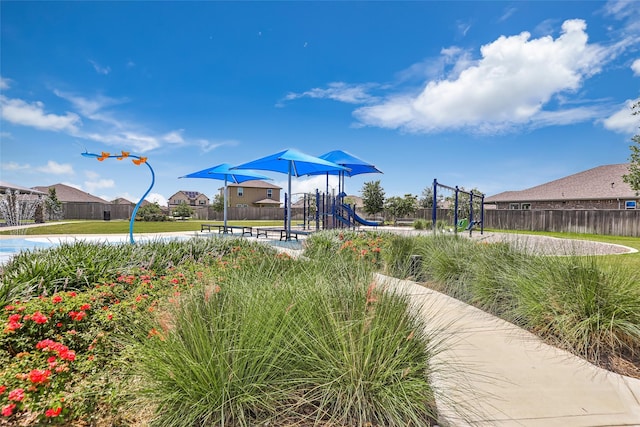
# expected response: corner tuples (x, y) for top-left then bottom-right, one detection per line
(223, 180), (282, 208)
(168, 191), (210, 207)
(485, 164), (638, 210)
(32, 183), (109, 203)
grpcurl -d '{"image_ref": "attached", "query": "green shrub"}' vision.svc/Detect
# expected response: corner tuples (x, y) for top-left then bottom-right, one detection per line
(125, 253), (439, 426)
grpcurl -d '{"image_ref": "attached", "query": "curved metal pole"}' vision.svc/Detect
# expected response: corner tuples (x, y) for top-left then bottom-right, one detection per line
(82, 150), (155, 244)
(129, 160), (155, 244)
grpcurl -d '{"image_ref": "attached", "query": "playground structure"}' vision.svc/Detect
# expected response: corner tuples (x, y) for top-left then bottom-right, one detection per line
(288, 190), (382, 232)
(431, 178), (484, 236)
(289, 178), (484, 236)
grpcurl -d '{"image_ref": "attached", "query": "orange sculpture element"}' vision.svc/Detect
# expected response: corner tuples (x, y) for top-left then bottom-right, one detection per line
(132, 157), (147, 165)
(117, 151), (130, 160)
(97, 152), (110, 161)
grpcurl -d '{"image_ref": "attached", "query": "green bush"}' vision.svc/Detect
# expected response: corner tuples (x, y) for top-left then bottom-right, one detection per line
(125, 252), (438, 426)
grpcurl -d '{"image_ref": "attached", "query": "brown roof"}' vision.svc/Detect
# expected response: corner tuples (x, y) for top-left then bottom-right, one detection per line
(225, 180), (281, 190)
(0, 181), (46, 195)
(32, 184), (110, 203)
(253, 198), (281, 205)
(485, 164), (637, 203)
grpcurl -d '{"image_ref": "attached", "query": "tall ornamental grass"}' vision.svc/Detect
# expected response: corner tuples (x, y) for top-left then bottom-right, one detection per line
(125, 251), (439, 426)
(397, 234), (640, 369)
(0, 237), (267, 306)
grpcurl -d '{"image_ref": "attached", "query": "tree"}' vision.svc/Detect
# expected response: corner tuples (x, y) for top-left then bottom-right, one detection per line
(136, 202), (166, 221)
(622, 101), (640, 195)
(173, 201), (193, 219)
(211, 194), (225, 213)
(45, 188), (63, 220)
(384, 194), (418, 224)
(445, 187), (483, 220)
(360, 180), (385, 216)
(418, 186), (443, 209)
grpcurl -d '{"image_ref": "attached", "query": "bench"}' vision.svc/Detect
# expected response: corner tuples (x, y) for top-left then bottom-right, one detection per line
(255, 228), (312, 241)
(200, 224), (253, 236)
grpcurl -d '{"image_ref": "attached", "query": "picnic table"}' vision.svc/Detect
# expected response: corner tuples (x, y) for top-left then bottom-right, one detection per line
(200, 224), (253, 236)
(255, 228), (312, 241)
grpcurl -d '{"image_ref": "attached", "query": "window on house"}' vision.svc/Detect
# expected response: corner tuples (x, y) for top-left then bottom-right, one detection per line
(267, 189), (273, 198)
(237, 187), (244, 197)
(509, 203), (520, 210)
(199, 199), (207, 205)
(236, 203), (248, 208)
(521, 203), (531, 210)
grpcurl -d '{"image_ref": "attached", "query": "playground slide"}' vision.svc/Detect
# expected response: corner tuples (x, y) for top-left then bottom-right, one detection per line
(340, 204), (382, 227)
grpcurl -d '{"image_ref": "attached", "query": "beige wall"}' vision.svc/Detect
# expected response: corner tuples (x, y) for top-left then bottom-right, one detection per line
(226, 186), (280, 207)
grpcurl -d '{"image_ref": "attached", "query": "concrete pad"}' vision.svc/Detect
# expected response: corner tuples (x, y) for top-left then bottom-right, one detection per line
(375, 274), (640, 427)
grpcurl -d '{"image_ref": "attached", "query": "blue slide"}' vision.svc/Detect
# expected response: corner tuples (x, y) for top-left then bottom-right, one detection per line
(340, 204), (382, 227)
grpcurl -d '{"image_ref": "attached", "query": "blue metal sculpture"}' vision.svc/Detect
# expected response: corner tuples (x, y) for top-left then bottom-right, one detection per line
(81, 150), (155, 244)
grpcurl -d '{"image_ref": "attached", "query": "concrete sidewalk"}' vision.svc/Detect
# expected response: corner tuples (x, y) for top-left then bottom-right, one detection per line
(376, 274), (640, 427)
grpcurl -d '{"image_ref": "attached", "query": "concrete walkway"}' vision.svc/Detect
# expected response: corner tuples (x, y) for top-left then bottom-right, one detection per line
(376, 274), (640, 427)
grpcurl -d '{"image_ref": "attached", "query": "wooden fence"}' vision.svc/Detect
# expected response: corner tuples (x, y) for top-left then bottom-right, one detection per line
(58, 203), (640, 237)
(483, 209), (640, 237)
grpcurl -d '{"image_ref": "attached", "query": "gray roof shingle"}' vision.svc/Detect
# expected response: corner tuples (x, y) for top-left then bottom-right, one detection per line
(485, 164), (637, 203)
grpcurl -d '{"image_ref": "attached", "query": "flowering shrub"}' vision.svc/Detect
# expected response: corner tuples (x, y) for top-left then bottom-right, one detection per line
(0, 266), (210, 424)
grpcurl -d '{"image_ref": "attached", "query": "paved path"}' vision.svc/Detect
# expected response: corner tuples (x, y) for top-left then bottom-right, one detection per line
(376, 274), (640, 427)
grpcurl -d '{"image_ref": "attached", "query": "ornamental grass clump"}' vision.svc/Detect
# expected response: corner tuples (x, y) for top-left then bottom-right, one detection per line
(509, 255), (640, 365)
(126, 250), (439, 426)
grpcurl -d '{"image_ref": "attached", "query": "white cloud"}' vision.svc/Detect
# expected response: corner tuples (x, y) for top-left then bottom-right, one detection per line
(163, 130), (185, 144)
(0, 95), (81, 132)
(89, 60), (111, 75)
(197, 138), (238, 153)
(281, 82), (377, 105)
(632, 59), (640, 76)
(0, 76), (11, 90)
(37, 160), (74, 175)
(84, 170), (100, 180)
(146, 193), (168, 206)
(84, 178), (115, 193)
(2, 161), (31, 171)
(0, 131), (12, 139)
(602, 98), (640, 134)
(353, 19), (611, 134)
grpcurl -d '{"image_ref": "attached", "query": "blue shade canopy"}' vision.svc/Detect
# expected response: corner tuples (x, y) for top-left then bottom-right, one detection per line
(233, 149), (347, 240)
(179, 163), (271, 227)
(232, 149), (348, 177)
(316, 150), (382, 177)
(179, 163), (270, 183)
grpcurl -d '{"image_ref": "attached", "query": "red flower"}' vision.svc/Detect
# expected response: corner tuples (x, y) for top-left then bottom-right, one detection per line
(67, 291), (77, 297)
(79, 304), (91, 310)
(68, 311), (86, 321)
(59, 349), (75, 361)
(1, 403), (16, 417)
(5, 320), (22, 331)
(8, 388), (24, 402)
(0, 385), (5, 394)
(52, 295), (63, 304)
(28, 369), (51, 384)
(45, 407), (62, 418)
(4, 305), (15, 311)
(31, 311), (48, 324)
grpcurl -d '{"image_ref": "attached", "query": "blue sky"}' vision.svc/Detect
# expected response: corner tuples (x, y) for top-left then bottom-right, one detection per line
(1, 1), (639, 206)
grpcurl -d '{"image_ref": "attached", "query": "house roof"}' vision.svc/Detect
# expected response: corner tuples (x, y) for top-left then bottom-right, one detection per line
(253, 198), (281, 205)
(0, 181), (46, 195)
(225, 180), (281, 190)
(112, 197), (134, 205)
(181, 191), (207, 199)
(32, 184), (109, 203)
(485, 164), (637, 203)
